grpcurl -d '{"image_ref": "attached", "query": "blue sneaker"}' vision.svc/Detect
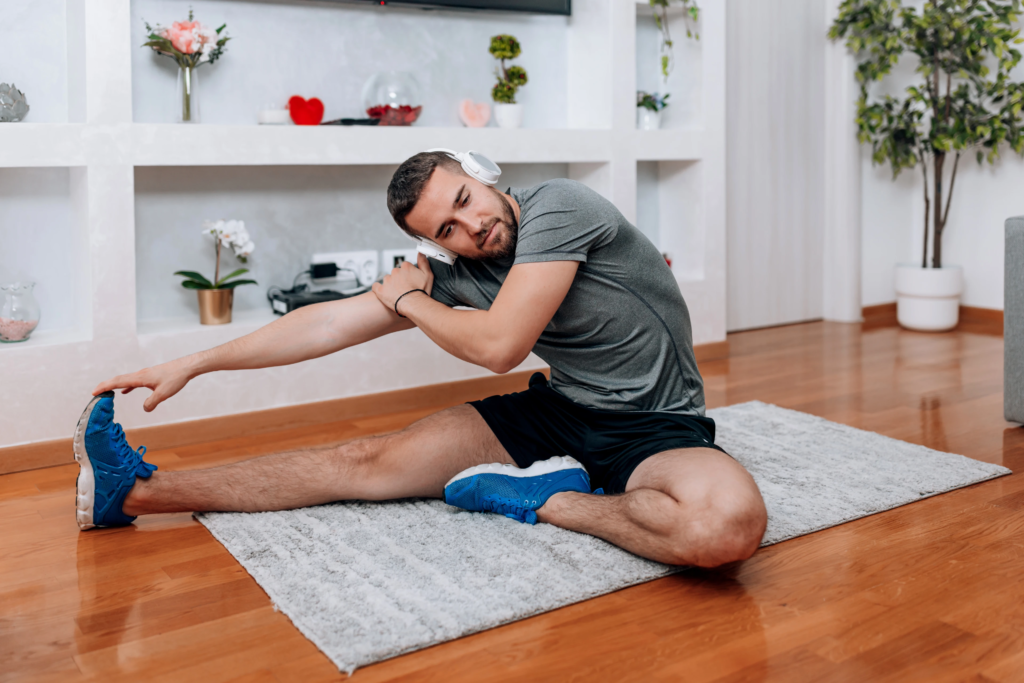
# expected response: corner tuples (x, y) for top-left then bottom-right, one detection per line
(73, 391), (157, 530)
(444, 456), (592, 525)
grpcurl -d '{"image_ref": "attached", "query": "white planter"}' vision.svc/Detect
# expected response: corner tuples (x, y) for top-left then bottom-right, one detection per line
(894, 264), (964, 331)
(493, 103), (523, 129)
(637, 108), (661, 130)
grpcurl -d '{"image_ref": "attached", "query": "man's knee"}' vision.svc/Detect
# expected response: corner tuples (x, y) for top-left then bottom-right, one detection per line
(669, 492), (767, 567)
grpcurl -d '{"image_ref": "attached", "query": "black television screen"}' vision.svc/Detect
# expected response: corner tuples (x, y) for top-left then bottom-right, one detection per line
(351, 0), (570, 15)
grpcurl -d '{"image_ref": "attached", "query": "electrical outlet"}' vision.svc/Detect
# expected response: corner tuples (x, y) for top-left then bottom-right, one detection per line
(312, 250), (379, 287)
(381, 248), (419, 271)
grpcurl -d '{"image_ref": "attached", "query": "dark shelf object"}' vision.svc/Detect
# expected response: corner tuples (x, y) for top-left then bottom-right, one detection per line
(321, 118), (381, 126)
(327, 0), (570, 16)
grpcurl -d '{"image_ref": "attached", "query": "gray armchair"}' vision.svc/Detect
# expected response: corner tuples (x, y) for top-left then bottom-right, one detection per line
(1006, 216), (1024, 423)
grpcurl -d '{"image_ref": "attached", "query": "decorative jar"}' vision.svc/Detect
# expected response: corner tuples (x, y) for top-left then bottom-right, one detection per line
(197, 289), (233, 325)
(362, 71), (422, 126)
(0, 282), (41, 343)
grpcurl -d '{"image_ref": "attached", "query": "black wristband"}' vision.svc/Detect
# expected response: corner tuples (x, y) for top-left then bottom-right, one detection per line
(394, 289), (427, 318)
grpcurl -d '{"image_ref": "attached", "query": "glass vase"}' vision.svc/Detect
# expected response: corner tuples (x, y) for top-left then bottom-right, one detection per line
(0, 282), (41, 343)
(362, 71), (422, 126)
(176, 65), (200, 123)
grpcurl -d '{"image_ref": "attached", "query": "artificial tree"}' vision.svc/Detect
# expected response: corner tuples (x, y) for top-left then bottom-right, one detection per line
(829, 0), (1024, 269)
(489, 35), (528, 104)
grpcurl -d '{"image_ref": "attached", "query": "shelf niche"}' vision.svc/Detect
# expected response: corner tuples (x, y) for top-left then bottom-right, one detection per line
(635, 1), (703, 130)
(636, 160), (704, 281)
(134, 162), (571, 325)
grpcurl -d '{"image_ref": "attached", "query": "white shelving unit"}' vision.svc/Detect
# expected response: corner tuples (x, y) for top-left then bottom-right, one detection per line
(0, 0), (725, 451)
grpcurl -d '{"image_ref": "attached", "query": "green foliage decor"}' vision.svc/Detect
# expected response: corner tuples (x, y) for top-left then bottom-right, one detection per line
(637, 91), (671, 111)
(489, 35), (528, 104)
(829, 0), (1024, 269)
(649, 0), (700, 80)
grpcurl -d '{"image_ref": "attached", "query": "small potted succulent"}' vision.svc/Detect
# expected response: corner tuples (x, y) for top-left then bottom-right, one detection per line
(637, 91), (670, 130)
(175, 220), (257, 325)
(490, 35), (528, 129)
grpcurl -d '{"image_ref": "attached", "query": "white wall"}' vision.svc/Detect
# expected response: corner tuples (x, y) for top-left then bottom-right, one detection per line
(130, 0), (568, 128)
(725, 0), (826, 331)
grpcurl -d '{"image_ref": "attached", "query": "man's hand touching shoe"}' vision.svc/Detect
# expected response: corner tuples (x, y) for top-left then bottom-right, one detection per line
(92, 357), (197, 412)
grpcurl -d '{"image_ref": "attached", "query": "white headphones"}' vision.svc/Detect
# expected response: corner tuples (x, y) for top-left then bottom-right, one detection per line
(410, 149), (503, 265)
(426, 148), (502, 186)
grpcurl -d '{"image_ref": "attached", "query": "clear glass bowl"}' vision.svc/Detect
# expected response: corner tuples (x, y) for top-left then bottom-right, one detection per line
(362, 71), (423, 126)
(0, 282), (41, 343)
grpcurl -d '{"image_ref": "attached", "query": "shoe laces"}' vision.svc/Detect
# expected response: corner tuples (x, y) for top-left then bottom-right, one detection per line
(111, 423), (157, 479)
(481, 495), (537, 523)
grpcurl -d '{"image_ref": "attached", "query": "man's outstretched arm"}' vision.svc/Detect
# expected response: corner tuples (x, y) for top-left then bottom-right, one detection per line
(373, 254), (579, 374)
(93, 292), (413, 411)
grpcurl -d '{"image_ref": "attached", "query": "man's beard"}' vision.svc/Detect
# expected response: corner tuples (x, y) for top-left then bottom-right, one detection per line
(478, 189), (519, 260)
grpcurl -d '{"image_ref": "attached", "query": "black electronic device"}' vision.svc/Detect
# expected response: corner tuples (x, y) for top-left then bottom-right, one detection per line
(342, 0), (570, 15)
(269, 288), (350, 315)
(321, 118), (381, 126)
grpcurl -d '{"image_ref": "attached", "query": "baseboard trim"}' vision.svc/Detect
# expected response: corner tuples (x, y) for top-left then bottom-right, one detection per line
(862, 303), (898, 329)
(0, 370), (543, 477)
(861, 303), (1003, 335)
(694, 340), (730, 363)
(3, 339), (734, 477)
(959, 305), (1004, 336)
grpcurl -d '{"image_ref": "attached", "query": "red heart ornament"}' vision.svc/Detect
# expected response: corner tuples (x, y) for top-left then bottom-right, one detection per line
(288, 96), (324, 125)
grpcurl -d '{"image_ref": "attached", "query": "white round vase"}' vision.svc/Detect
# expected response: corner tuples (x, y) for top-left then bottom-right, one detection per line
(493, 103), (524, 129)
(637, 108), (661, 130)
(894, 264), (963, 331)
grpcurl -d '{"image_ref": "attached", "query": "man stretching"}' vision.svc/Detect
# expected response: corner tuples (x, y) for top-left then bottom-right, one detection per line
(78, 151), (767, 567)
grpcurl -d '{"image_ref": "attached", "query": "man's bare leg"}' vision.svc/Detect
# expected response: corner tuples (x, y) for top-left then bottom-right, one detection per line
(122, 405), (513, 516)
(536, 448), (767, 567)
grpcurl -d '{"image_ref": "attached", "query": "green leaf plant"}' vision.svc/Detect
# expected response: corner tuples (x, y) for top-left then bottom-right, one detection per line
(490, 35), (529, 104)
(649, 0), (701, 82)
(830, 0), (1024, 269)
(175, 222), (258, 291)
(637, 91), (671, 111)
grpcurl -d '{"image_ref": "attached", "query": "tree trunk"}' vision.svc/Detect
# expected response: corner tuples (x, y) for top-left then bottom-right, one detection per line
(932, 152), (945, 268)
(920, 155), (930, 269)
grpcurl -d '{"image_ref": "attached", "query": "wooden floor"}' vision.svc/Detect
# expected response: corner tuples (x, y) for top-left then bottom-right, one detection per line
(3, 321), (1022, 682)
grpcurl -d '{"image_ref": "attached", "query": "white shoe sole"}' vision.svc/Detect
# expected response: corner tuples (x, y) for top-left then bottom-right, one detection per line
(73, 394), (104, 530)
(445, 455), (586, 488)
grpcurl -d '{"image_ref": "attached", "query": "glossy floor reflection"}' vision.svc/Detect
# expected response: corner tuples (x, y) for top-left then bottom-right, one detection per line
(1, 321), (1021, 681)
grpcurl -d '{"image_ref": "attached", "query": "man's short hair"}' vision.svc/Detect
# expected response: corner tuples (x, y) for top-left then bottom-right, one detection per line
(387, 151), (465, 235)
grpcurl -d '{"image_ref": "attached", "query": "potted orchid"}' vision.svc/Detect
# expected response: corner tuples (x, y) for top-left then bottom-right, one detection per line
(143, 10), (230, 123)
(175, 220), (257, 325)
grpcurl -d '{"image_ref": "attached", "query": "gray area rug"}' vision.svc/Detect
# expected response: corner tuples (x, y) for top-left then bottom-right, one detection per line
(197, 401), (1010, 674)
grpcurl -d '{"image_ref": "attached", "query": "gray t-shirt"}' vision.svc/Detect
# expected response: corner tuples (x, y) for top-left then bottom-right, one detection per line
(428, 178), (705, 416)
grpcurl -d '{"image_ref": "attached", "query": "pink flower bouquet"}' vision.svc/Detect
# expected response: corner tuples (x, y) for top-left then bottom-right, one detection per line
(143, 10), (229, 68)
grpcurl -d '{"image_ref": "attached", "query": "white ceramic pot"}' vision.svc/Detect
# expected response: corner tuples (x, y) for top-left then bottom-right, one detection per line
(894, 264), (964, 331)
(637, 108), (661, 130)
(493, 103), (523, 129)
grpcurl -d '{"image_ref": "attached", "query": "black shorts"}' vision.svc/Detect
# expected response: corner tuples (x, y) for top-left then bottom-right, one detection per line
(469, 372), (726, 494)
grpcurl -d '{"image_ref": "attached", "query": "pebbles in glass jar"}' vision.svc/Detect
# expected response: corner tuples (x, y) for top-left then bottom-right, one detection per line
(0, 282), (41, 343)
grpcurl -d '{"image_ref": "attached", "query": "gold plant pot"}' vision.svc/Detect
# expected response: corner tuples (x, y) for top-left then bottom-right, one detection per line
(197, 289), (233, 325)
